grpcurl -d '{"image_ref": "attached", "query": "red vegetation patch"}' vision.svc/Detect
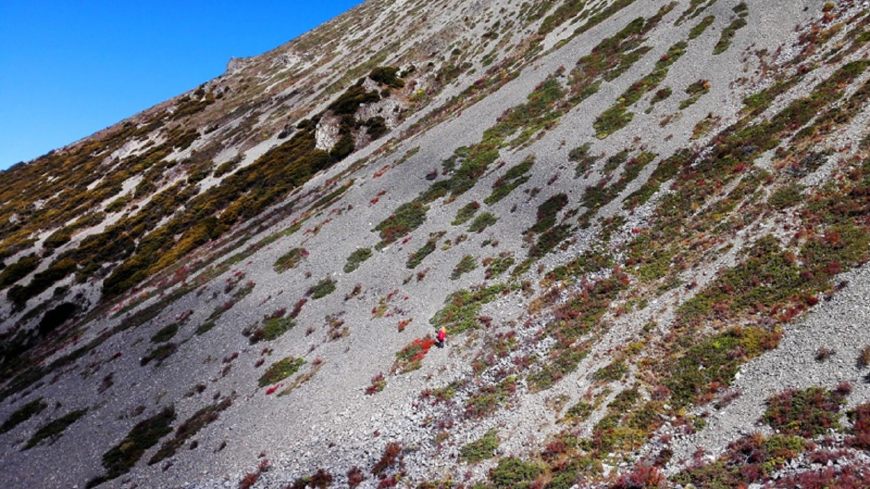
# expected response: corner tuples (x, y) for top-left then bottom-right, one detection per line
(393, 337), (435, 373)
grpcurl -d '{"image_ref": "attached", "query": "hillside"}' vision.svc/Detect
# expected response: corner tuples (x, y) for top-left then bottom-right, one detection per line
(1, 0), (869, 487)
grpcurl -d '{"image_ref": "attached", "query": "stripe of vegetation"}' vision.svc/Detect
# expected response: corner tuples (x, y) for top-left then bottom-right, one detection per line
(87, 407), (175, 487)
(1, 398), (47, 434)
(24, 408), (88, 450)
(149, 398), (233, 465)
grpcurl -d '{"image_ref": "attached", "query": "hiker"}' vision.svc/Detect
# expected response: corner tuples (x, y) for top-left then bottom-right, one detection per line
(436, 326), (447, 348)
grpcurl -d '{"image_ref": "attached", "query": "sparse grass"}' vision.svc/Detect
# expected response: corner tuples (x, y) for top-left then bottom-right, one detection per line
(468, 212), (498, 233)
(307, 278), (336, 299)
(274, 248), (308, 273)
(23, 408), (88, 450)
(679, 79), (710, 109)
(485, 156), (534, 204)
(151, 323), (179, 343)
(140, 343), (178, 367)
(665, 326), (780, 407)
(489, 456), (544, 489)
(451, 255), (478, 280)
(1, 398), (47, 434)
(688, 15), (715, 40)
(673, 433), (805, 488)
(430, 284), (505, 334)
(343, 247), (372, 273)
(87, 407), (175, 487)
(768, 183), (803, 210)
(484, 252), (515, 280)
(460, 429), (500, 463)
(569, 143), (599, 178)
(452, 202), (480, 225)
(248, 315), (295, 344)
(764, 387), (845, 437)
(406, 232), (443, 269)
(259, 357), (305, 387)
(149, 397), (233, 465)
(713, 3), (749, 55)
(593, 41), (689, 138)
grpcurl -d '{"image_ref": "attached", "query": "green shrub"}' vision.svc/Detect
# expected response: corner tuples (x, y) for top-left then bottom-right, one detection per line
(460, 429), (500, 463)
(140, 343), (178, 367)
(763, 387), (845, 437)
(249, 316), (296, 343)
(485, 156), (534, 204)
(468, 212), (498, 233)
(0, 254), (39, 289)
(274, 248), (308, 273)
(151, 323), (179, 343)
(489, 457), (543, 489)
(87, 407), (175, 487)
(0, 398), (47, 434)
(451, 255), (478, 280)
(149, 397), (233, 465)
(406, 233), (443, 269)
(430, 284), (505, 334)
(713, 4), (749, 55)
(259, 357), (305, 387)
(570, 143), (599, 177)
(768, 183), (803, 210)
(344, 247), (372, 273)
(368, 66), (404, 88)
(24, 408), (88, 450)
(452, 202), (481, 225)
(307, 278), (336, 299)
(374, 200), (429, 245)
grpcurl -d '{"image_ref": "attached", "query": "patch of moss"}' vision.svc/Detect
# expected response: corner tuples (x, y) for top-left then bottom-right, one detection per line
(87, 407), (175, 487)
(763, 387), (845, 437)
(406, 232), (444, 269)
(489, 457), (544, 489)
(149, 397), (233, 465)
(451, 255), (478, 280)
(151, 323), (179, 343)
(430, 284), (506, 334)
(484, 156), (534, 205)
(259, 357), (305, 387)
(1, 398), (47, 434)
(344, 247), (372, 273)
(140, 343), (178, 367)
(307, 278), (337, 299)
(274, 247), (308, 273)
(679, 79), (710, 109)
(569, 143), (600, 178)
(713, 3), (749, 55)
(24, 408), (88, 450)
(460, 428), (500, 463)
(249, 316), (296, 343)
(468, 212), (498, 233)
(452, 202), (481, 225)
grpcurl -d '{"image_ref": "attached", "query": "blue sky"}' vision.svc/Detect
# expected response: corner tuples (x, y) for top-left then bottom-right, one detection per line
(0, 0), (362, 170)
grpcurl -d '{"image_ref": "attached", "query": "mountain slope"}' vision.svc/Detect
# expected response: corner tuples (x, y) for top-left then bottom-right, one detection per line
(1, 1), (869, 487)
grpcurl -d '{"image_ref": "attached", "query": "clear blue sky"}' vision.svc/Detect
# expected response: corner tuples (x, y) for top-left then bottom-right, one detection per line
(0, 0), (362, 170)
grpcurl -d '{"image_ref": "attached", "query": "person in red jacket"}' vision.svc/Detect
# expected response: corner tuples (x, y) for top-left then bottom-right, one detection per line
(436, 326), (447, 348)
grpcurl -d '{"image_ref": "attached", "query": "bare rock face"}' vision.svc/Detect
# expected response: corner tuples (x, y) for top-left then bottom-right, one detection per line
(314, 114), (342, 151)
(2, 1), (870, 488)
